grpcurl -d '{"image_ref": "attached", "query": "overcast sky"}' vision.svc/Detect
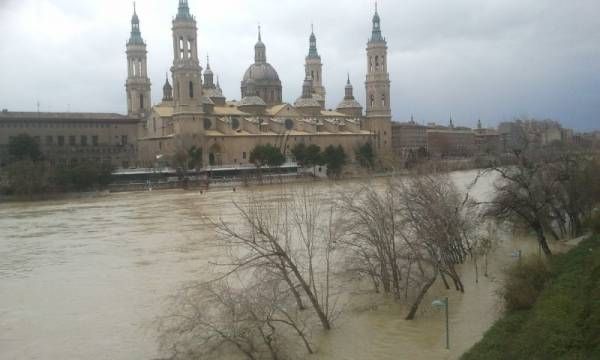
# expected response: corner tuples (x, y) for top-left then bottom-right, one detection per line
(0, 0), (599, 131)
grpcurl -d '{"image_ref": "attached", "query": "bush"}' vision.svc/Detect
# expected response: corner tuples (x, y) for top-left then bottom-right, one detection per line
(585, 210), (600, 234)
(501, 256), (551, 311)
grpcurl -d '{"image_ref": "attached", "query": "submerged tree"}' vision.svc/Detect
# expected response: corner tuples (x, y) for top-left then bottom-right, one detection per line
(338, 173), (478, 320)
(211, 187), (339, 331)
(157, 277), (315, 360)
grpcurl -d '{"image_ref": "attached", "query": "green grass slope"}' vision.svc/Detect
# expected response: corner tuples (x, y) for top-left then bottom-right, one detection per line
(461, 235), (600, 360)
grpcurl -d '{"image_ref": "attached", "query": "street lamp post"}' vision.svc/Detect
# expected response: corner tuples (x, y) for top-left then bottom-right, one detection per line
(432, 297), (449, 350)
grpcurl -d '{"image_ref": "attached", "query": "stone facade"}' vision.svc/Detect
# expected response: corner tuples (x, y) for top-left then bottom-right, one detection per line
(426, 128), (476, 158)
(0, 111), (140, 168)
(391, 120), (428, 158)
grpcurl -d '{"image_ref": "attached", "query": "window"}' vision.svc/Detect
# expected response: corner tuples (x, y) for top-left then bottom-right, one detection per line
(69, 136), (76, 146)
(370, 95), (375, 108)
(81, 136), (88, 146)
(92, 136), (98, 146)
(46, 136), (53, 145)
(179, 37), (184, 59)
(381, 94), (386, 107)
(121, 135), (128, 146)
(140, 94), (144, 109)
(187, 39), (193, 59)
(189, 81), (194, 98)
(58, 136), (65, 146)
(243, 152), (247, 160)
(375, 56), (379, 70)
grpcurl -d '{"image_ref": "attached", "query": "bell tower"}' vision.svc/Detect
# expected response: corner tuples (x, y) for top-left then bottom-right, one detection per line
(364, 3), (392, 150)
(305, 24), (326, 109)
(125, 3), (152, 116)
(171, 0), (203, 114)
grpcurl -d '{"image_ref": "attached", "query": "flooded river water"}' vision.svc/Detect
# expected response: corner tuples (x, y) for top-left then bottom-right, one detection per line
(0, 171), (546, 359)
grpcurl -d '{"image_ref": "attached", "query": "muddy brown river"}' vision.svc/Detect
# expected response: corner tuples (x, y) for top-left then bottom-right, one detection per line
(0, 171), (547, 359)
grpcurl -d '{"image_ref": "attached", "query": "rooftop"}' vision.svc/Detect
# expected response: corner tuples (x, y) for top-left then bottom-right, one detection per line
(0, 111), (135, 122)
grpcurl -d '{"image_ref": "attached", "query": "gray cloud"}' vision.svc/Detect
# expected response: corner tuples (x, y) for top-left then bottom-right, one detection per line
(0, 0), (598, 131)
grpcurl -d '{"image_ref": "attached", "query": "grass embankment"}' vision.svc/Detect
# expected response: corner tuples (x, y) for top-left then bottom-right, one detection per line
(461, 235), (600, 360)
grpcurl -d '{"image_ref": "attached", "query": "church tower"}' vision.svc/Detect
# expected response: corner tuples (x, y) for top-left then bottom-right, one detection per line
(305, 25), (326, 109)
(364, 3), (392, 150)
(171, 0), (203, 114)
(125, 3), (151, 116)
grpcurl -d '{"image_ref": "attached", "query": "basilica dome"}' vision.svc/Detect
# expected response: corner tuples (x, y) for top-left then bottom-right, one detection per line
(243, 63), (280, 83)
(240, 27), (282, 106)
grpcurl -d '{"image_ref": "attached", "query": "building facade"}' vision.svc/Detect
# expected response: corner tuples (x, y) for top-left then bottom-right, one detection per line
(0, 1), (394, 171)
(0, 111), (140, 168)
(391, 119), (428, 158)
(137, 1), (393, 168)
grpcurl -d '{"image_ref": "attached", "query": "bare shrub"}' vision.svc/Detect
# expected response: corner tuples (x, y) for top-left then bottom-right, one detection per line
(500, 256), (550, 311)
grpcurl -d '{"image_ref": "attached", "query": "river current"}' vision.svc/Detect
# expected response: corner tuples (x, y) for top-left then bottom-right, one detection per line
(0, 171), (538, 359)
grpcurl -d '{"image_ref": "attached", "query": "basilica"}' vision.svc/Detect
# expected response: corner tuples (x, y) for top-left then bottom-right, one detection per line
(133, 0), (393, 167)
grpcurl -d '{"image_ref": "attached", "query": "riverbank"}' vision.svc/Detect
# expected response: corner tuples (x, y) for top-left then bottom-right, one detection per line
(461, 234), (600, 359)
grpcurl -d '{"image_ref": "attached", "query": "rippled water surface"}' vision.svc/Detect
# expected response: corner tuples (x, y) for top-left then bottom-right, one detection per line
(0, 172), (543, 359)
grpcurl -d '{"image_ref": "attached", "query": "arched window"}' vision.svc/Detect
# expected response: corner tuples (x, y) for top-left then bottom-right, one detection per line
(140, 94), (144, 110)
(179, 37), (184, 59)
(369, 57), (373, 72)
(381, 94), (386, 107)
(187, 39), (193, 59)
(189, 81), (194, 98)
(375, 56), (379, 70)
(311, 70), (314, 80)
(370, 94), (375, 108)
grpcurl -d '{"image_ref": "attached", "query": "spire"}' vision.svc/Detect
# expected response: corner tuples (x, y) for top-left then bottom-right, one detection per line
(216, 76), (222, 91)
(477, 118), (482, 129)
(163, 73), (173, 101)
(344, 74), (355, 100)
(203, 55), (215, 88)
(450, 116), (454, 129)
(254, 25), (267, 63)
(370, 2), (385, 43)
(205, 55), (212, 72)
(307, 24), (319, 58)
(128, 2), (144, 45)
(176, 0), (193, 20)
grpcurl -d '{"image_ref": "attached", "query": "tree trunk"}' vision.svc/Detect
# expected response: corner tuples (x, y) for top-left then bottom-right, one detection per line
(405, 269), (438, 320)
(534, 224), (552, 257)
(279, 260), (305, 310)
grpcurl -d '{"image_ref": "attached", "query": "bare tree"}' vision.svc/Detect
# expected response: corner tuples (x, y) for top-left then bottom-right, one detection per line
(210, 187), (338, 331)
(157, 276), (315, 360)
(338, 173), (478, 320)
(394, 174), (477, 319)
(337, 183), (403, 299)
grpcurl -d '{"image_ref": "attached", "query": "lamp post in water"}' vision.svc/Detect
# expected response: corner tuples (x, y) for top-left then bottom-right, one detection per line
(432, 297), (449, 350)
